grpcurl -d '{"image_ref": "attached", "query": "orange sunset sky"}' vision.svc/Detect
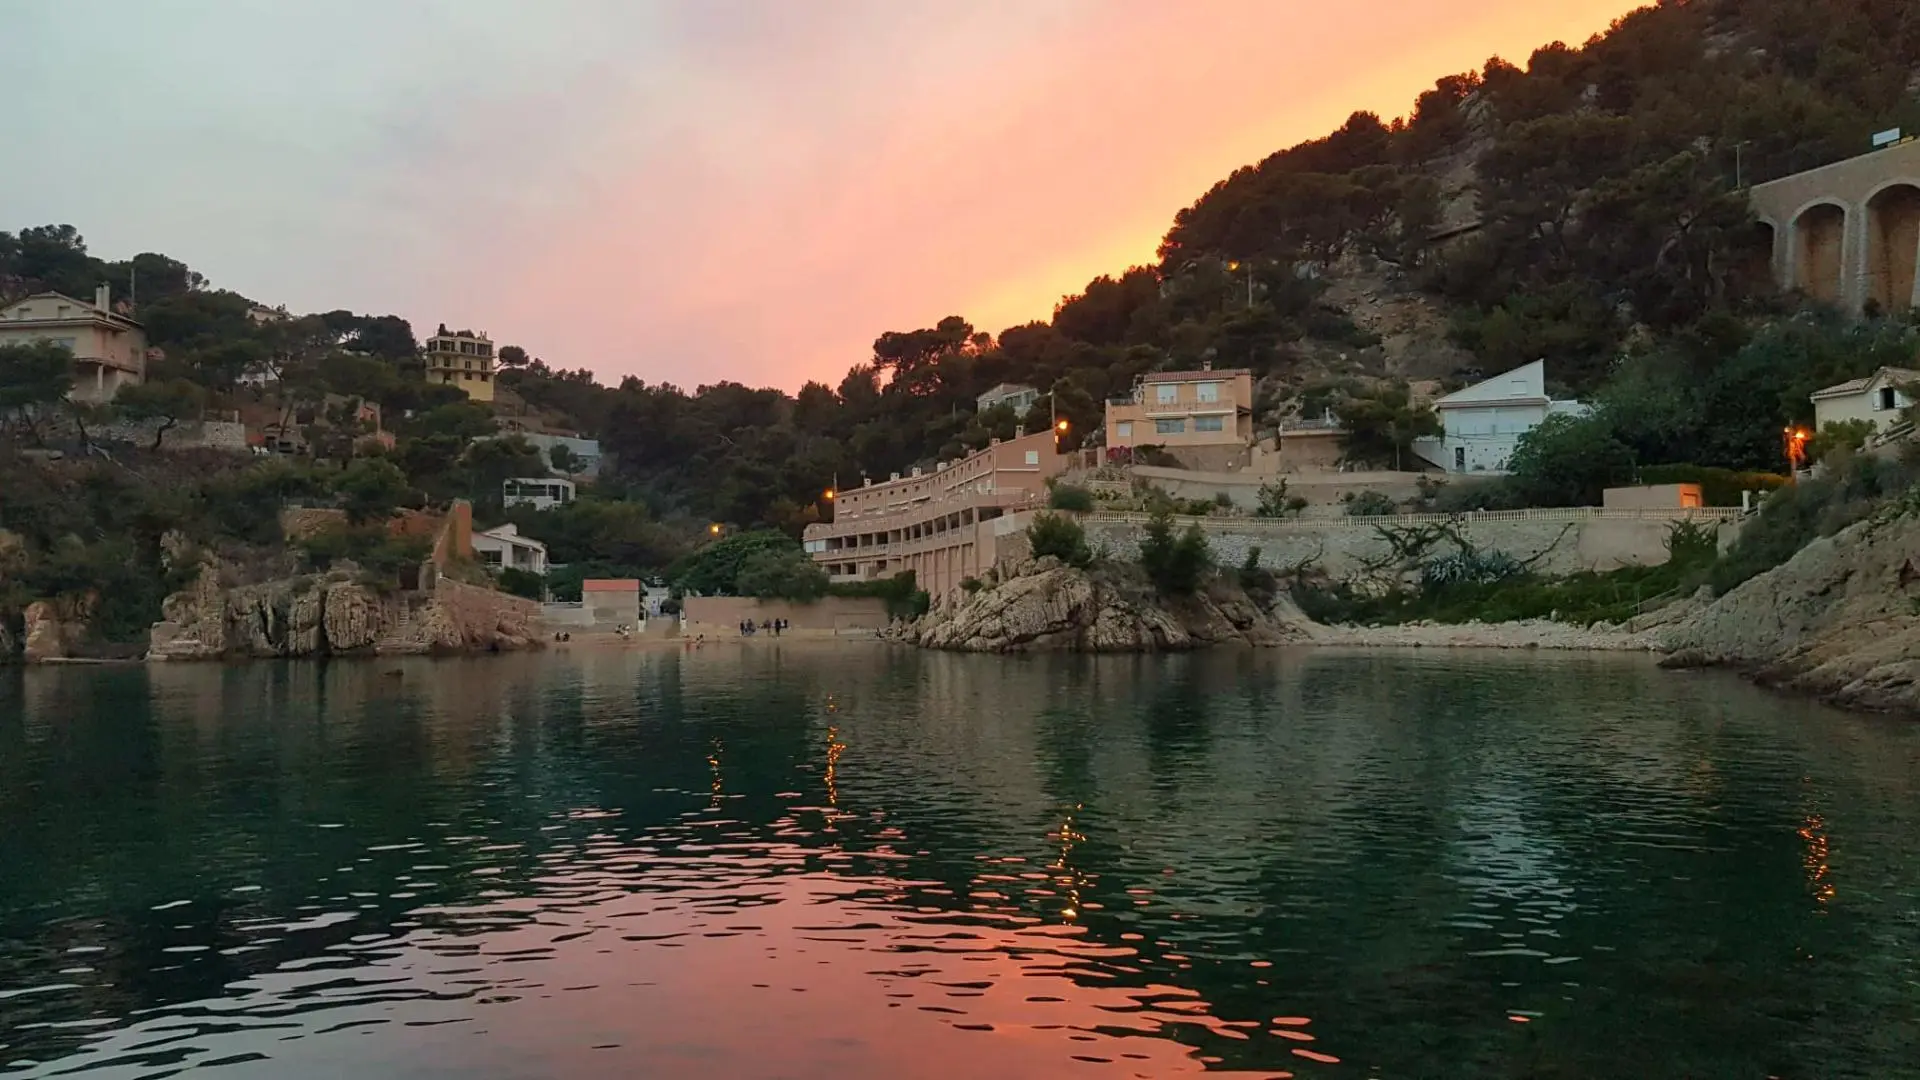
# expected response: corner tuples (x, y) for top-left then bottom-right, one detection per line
(4, 1), (1646, 390)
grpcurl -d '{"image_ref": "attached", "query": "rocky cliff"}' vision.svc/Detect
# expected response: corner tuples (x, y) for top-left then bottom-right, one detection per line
(894, 557), (1315, 653)
(147, 561), (542, 661)
(1660, 510), (1920, 712)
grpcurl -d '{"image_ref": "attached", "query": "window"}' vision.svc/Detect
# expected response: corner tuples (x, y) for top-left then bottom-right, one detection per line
(1454, 446), (1466, 470)
(1116, 421), (1133, 439)
(1194, 415), (1224, 432)
(1196, 382), (1220, 403)
(479, 549), (502, 566)
(1881, 387), (1898, 411)
(1024, 450), (1040, 465)
(1155, 418), (1186, 435)
(1155, 384), (1178, 405)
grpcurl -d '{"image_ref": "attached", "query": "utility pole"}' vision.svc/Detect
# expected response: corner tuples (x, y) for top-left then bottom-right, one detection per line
(1734, 140), (1750, 190)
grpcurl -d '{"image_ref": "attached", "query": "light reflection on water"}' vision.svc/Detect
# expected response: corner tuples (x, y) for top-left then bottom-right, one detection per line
(1, 646), (1919, 1078)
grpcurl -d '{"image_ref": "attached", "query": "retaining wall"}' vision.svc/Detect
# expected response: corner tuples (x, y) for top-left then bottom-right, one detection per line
(1081, 510), (1741, 577)
(681, 596), (891, 635)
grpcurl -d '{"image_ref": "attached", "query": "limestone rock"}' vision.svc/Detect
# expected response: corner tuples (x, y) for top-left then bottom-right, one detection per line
(148, 559), (540, 661)
(1661, 512), (1920, 712)
(903, 559), (1314, 654)
(21, 594), (94, 662)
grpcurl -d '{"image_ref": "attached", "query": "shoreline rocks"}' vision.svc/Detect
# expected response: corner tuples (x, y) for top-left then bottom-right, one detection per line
(1657, 512), (1920, 714)
(894, 557), (1315, 653)
(146, 561), (541, 661)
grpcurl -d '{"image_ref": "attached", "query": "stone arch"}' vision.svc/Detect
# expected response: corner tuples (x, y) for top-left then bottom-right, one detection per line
(1791, 201), (1848, 305)
(1865, 181), (1920, 315)
(1742, 218), (1780, 295)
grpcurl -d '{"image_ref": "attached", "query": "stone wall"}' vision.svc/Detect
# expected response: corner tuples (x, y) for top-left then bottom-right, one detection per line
(682, 596), (891, 634)
(1081, 511), (1740, 578)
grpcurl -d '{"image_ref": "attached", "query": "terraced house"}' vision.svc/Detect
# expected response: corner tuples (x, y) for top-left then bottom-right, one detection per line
(1103, 366), (1255, 470)
(802, 430), (1067, 598)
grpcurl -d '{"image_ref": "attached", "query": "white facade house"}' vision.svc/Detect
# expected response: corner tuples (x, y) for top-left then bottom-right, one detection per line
(472, 523), (548, 578)
(976, 383), (1040, 416)
(502, 476), (576, 511)
(502, 432), (604, 476)
(1810, 367), (1920, 433)
(1412, 360), (1589, 474)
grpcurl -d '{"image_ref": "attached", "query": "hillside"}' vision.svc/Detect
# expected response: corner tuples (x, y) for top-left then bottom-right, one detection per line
(6, 0), (1920, 547)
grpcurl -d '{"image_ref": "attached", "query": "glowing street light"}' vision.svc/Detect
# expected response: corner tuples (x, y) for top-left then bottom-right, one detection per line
(708, 522), (723, 536)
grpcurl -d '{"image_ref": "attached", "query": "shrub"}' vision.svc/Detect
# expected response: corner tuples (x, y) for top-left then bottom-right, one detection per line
(1343, 490), (1399, 517)
(1028, 512), (1093, 568)
(1709, 453), (1916, 594)
(497, 566), (546, 600)
(735, 547), (829, 602)
(1663, 519), (1720, 570)
(1048, 483), (1095, 512)
(1133, 444), (1182, 467)
(1431, 478), (1526, 512)
(1180, 497), (1219, 516)
(1255, 480), (1299, 518)
(1506, 412), (1634, 507)
(960, 576), (984, 593)
(1420, 550), (1524, 589)
(1238, 546), (1276, 593)
(829, 570), (927, 619)
(1213, 491), (1234, 509)
(1138, 507), (1212, 593)
(1638, 464), (1789, 507)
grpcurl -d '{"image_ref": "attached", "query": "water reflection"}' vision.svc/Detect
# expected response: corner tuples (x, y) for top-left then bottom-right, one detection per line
(0, 647), (1918, 1078)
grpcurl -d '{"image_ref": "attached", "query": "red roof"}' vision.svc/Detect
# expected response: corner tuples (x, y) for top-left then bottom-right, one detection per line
(582, 579), (641, 593)
(1141, 368), (1253, 383)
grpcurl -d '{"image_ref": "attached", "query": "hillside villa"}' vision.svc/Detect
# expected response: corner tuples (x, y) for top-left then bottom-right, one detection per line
(0, 287), (148, 403)
(1412, 360), (1587, 474)
(425, 328), (497, 403)
(1103, 366), (1255, 471)
(976, 383), (1040, 416)
(802, 429), (1067, 598)
(1810, 366), (1920, 434)
(472, 523), (548, 578)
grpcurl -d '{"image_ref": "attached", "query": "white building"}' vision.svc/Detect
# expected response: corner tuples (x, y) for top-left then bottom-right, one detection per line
(1412, 360), (1588, 474)
(976, 383), (1040, 416)
(498, 432), (604, 476)
(502, 476), (576, 511)
(1809, 366), (1920, 433)
(472, 523), (548, 578)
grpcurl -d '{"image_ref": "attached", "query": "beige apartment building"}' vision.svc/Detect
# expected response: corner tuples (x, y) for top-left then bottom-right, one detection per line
(803, 430), (1068, 598)
(425, 328), (496, 402)
(1104, 367), (1255, 470)
(0, 287), (147, 402)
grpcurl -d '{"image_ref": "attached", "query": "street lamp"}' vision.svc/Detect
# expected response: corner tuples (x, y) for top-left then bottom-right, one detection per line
(1225, 260), (1254, 310)
(709, 522), (723, 537)
(1783, 426), (1811, 476)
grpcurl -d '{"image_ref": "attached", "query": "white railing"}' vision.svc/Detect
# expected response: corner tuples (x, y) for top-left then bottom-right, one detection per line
(1086, 507), (1743, 530)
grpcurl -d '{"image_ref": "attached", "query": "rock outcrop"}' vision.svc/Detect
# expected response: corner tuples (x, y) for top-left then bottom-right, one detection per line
(895, 557), (1315, 653)
(21, 594), (96, 662)
(1660, 511), (1920, 712)
(147, 561), (541, 661)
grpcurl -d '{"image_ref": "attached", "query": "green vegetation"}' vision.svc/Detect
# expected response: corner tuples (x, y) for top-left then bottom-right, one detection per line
(1343, 490), (1399, 517)
(828, 571), (930, 620)
(1708, 452), (1920, 595)
(1296, 520), (1724, 628)
(1255, 480), (1307, 518)
(668, 530), (803, 597)
(1138, 508), (1213, 594)
(1027, 513), (1093, 569)
(1047, 483), (1095, 512)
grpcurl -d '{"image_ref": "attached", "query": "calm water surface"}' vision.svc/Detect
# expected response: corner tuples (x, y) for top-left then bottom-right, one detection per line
(2, 647), (1918, 1079)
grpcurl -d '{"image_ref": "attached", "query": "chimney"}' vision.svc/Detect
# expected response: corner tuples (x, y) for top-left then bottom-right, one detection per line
(95, 284), (111, 311)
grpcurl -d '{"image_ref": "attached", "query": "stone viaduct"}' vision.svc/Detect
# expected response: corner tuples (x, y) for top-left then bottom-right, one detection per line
(1750, 138), (1920, 315)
